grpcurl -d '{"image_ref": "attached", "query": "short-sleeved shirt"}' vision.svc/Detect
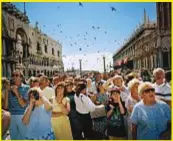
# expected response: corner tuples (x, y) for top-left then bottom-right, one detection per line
(24, 104), (53, 139)
(130, 100), (171, 140)
(153, 83), (171, 101)
(42, 86), (55, 100)
(8, 84), (30, 115)
(74, 93), (95, 114)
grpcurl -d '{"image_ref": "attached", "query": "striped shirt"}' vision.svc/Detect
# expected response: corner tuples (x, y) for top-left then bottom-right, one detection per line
(153, 83), (171, 101)
(8, 84), (30, 115)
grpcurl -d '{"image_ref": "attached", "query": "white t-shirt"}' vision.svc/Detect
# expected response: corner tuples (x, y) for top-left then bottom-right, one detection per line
(42, 86), (55, 100)
(153, 82), (171, 101)
(74, 93), (96, 114)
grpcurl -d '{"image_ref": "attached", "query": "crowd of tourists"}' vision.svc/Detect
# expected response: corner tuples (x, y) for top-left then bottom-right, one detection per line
(2, 67), (171, 140)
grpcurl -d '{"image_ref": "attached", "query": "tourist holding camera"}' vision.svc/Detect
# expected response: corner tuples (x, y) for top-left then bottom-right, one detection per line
(22, 87), (55, 140)
(3, 70), (29, 140)
(106, 88), (126, 140)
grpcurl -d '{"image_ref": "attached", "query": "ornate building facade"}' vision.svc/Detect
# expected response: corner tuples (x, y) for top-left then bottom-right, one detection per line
(2, 3), (64, 79)
(113, 2), (171, 71)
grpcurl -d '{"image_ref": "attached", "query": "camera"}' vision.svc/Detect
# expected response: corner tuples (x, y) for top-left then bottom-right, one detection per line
(32, 90), (40, 100)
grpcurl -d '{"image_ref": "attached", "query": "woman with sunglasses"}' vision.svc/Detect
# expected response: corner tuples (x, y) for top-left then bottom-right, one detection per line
(50, 82), (73, 140)
(130, 82), (171, 140)
(22, 87), (55, 140)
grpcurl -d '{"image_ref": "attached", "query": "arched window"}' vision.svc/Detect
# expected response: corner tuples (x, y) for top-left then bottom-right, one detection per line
(37, 42), (40, 52)
(57, 50), (60, 57)
(45, 45), (47, 53)
(52, 48), (54, 55)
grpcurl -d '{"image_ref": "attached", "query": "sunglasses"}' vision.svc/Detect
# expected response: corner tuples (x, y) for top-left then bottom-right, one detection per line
(143, 88), (155, 93)
(12, 74), (19, 77)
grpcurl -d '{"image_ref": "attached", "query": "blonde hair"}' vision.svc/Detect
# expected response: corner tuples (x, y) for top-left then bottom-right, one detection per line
(153, 68), (165, 77)
(138, 82), (153, 96)
(113, 75), (123, 82)
(128, 78), (140, 90)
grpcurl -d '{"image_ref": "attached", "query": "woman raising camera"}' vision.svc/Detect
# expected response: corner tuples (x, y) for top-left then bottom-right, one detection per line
(106, 88), (126, 140)
(22, 87), (55, 140)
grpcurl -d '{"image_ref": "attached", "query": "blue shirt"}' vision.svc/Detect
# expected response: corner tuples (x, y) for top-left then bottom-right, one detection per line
(25, 104), (53, 139)
(8, 84), (30, 115)
(130, 100), (171, 140)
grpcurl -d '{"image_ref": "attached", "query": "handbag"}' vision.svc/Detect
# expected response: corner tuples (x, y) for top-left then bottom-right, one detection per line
(90, 104), (106, 119)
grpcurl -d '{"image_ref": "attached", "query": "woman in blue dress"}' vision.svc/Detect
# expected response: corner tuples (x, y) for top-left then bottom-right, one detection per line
(22, 87), (55, 140)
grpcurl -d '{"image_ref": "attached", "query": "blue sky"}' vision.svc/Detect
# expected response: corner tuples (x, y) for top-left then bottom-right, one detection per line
(13, 2), (156, 71)
(13, 2), (156, 55)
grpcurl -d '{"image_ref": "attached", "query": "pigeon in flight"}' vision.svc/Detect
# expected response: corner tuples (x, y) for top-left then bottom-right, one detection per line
(97, 26), (100, 29)
(79, 48), (82, 51)
(92, 26), (95, 29)
(94, 37), (96, 40)
(110, 6), (116, 11)
(79, 2), (83, 7)
(84, 38), (86, 40)
(70, 44), (73, 46)
(60, 31), (62, 33)
(105, 31), (107, 34)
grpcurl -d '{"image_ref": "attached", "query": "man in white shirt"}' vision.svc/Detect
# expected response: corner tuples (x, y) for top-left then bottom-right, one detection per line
(74, 82), (95, 139)
(39, 76), (55, 100)
(153, 68), (171, 106)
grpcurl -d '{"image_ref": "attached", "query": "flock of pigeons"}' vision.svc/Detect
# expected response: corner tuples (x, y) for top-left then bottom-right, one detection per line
(42, 2), (118, 56)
